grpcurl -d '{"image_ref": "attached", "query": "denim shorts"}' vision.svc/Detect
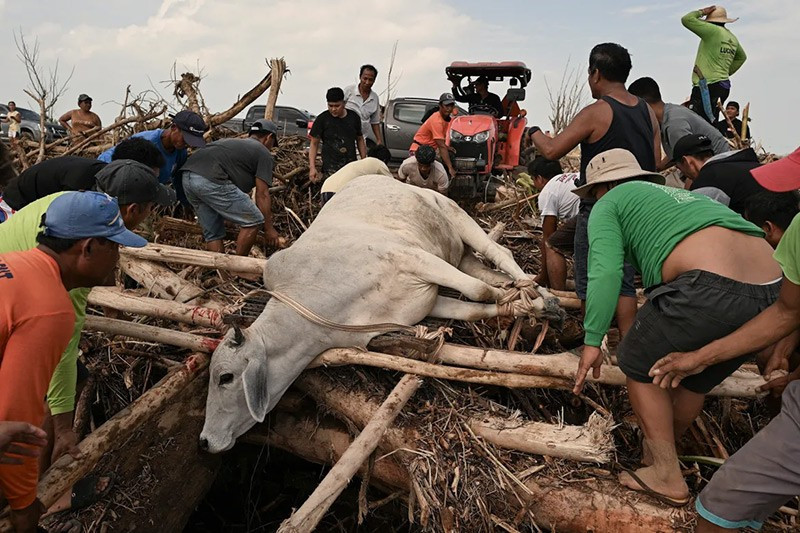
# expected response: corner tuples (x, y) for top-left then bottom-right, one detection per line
(574, 208), (636, 299)
(182, 171), (264, 242)
(618, 270), (781, 394)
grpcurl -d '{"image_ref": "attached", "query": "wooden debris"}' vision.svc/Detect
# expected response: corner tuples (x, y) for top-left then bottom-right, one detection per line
(88, 287), (228, 329)
(120, 243), (264, 276)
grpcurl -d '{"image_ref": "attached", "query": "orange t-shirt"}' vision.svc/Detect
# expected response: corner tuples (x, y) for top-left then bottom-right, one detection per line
(410, 112), (450, 151)
(0, 248), (74, 510)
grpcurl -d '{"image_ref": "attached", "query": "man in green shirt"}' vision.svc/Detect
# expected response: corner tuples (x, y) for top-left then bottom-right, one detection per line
(0, 159), (173, 470)
(650, 148), (800, 531)
(682, 5), (746, 123)
(572, 148), (781, 506)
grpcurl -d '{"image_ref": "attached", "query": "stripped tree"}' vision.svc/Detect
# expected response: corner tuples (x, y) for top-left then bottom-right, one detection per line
(545, 58), (587, 135)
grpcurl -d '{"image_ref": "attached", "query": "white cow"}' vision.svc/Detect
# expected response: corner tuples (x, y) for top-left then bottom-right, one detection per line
(199, 175), (561, 452)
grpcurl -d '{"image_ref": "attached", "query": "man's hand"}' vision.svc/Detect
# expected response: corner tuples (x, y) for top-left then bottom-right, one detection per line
(51, 427), (81, 464)
(264, 227), (282, 248)
(649, 350), (710, 389)
(0, 422), (47, 465)
(574, 345), (604, 394)
(700, 5), (716, 15)
(758, 368), (800, 397)
(309, 166), (320, 183)
(447, 165), (457, 177)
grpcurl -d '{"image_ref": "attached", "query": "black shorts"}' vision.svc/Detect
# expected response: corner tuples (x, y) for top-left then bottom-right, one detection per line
(546, 216), (577, 256)
(618, 270), (781, 394)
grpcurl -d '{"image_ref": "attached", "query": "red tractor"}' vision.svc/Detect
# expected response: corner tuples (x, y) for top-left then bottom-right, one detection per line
(445, 61), (531, 201)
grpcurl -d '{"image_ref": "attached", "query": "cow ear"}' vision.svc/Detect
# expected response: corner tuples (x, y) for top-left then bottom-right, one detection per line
(242, 357), (269, 422)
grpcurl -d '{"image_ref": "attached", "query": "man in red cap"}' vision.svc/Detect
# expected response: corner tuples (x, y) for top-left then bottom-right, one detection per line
(649, 147), (800, 531)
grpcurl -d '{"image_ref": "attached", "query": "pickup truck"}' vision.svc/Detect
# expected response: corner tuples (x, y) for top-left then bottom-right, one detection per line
(382, 97), (466, 161)
(220, 105), (315, 137)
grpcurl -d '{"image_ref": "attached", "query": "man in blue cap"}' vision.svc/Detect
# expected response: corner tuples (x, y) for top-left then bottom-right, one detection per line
(0, 191), (145, 533)
(181, 118), (283, 255)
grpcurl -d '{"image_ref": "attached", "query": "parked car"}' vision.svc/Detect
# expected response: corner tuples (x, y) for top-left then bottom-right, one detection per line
(0, 104), (68, 143)
(382, 97), (467, 161)
(243, 105), (315, 137)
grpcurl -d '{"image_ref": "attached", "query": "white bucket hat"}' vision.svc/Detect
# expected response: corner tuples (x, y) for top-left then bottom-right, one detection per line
(572, 149), (665, 198)
(705, 6), (738, 23)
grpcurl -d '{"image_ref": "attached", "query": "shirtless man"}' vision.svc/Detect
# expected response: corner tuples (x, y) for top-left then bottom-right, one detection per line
(573, 149), (781, 506)
(58, 94), (101, 138)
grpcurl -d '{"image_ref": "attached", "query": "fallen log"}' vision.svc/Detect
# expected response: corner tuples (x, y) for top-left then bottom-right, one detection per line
(84, 316), (221, 353)
(88, 287), (227, 328)
(244, 409), (691, 532)
(277, 374), (423, 532)
(119, 256), (208, 303)
(121, 243), (264, 275)
(80, 318), (768, 397)
(0, 353), (210, 532)
(296, 372), (614, 463)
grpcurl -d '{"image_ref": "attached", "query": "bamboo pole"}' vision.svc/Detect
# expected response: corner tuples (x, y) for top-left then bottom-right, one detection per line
(0, 353), (210, 533)
(120, 243), (264, 275)
(277, 374), (422, 533)
(84, 316), (221, 353)
(118, 256), (208, 303)
(87, 287), (228, 328)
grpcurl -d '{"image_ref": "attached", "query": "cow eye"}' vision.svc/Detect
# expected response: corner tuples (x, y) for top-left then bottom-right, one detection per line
(219, 373), (234, 386)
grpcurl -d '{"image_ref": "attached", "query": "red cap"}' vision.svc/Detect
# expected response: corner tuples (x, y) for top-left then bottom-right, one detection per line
(750, 147), (800, 192)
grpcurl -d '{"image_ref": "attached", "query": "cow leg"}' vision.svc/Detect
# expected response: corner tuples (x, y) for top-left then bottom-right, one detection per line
(428, 295), (499, 321)
(443, 204), (528, 280)
(412, 251), (505, 302)
(458, 248), (512, 287)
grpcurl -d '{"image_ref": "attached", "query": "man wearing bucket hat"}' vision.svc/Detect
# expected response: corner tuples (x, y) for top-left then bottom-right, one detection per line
(573, 148), (781, 507)
(682, 5), (746, 123)
(181, 119), (282, 256)
(0, 191), (145, 533)
(649, 147), (800, 531)
(98, 109), (208, 185)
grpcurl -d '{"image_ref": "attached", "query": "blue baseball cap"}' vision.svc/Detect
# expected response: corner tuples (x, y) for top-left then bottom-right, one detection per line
(42, 191), (148, 247)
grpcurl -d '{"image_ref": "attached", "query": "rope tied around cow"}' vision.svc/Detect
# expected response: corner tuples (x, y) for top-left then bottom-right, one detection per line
(496, 279), (567, 329)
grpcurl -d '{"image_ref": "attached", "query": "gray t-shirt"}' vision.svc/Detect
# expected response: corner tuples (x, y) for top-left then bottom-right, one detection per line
(181, 138), (274, 192)
(661, 103), (731, 160)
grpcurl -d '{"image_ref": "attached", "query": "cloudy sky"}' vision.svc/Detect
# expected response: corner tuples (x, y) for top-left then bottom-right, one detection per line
(1, 0), (796, 153)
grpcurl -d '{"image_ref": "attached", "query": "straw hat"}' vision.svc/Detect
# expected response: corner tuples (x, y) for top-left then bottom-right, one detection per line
(705, 6), (738, 24)
(572, 149), (665, 198)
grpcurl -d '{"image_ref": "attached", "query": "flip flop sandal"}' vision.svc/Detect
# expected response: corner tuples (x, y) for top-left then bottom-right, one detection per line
(70, 474), (115, 510)
(619, 467), (691, 508)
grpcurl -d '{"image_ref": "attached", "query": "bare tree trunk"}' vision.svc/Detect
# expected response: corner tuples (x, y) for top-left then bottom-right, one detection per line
(263, 58), (286, 120)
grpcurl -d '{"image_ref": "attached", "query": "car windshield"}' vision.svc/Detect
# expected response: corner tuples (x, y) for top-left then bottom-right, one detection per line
(17, 108), (41, 121)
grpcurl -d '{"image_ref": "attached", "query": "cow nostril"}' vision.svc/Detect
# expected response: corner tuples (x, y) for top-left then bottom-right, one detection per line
(199, 438), (209, 451)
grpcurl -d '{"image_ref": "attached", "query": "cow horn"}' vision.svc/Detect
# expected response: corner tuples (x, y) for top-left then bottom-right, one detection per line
(232, 325), (245, 346)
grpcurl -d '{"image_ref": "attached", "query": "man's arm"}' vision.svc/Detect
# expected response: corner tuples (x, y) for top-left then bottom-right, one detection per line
(371, 123), (383, 145)
(681, 7), (717, 38)
(435, 139), (457, 176)
(308, 136), (321, 182)
(91, 112), (102, 128)
(530, 104), (597, 160)
(730, 44), (747, 76)
(648, 104), (663, 169)
(435, 165), (449, 194)
(254, 178), (280, 247)
(58, 110), (73, 131)
(356, 135), (367, 159)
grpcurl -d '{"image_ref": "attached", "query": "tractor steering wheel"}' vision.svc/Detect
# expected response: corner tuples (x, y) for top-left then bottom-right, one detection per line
(470, 103), (499, 117)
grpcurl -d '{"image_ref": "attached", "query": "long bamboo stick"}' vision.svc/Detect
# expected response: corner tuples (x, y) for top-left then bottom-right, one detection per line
(88, 287), (227, 328)
(121, 243), (264, 275)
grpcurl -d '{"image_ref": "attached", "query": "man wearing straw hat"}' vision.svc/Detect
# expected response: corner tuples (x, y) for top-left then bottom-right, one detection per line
(682, 5), (746, 123)
(573, 148), (781, 507)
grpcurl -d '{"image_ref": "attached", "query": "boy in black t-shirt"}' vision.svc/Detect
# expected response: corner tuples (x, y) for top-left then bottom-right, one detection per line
(309, 87), (366, 182)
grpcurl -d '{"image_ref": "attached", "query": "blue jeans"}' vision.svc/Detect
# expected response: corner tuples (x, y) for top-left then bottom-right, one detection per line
(182, 171), (264, 242)
(574, 208), (636, 300)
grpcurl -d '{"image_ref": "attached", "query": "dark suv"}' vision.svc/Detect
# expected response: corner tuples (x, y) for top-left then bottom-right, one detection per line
(242, 105), (314, 137)
(0, 104), (68, 143)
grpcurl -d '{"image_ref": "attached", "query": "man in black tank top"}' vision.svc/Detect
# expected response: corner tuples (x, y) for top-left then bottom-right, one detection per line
(529, 43), (660, 345)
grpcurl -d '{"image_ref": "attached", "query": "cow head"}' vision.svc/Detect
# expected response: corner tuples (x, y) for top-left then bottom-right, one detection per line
(199, 323), (269, 453)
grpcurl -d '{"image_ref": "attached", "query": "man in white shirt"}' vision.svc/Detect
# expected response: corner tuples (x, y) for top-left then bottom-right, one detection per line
(529, 156), (580, 290)
(344, 64), (383, 147)
(397, 145), (449, 195)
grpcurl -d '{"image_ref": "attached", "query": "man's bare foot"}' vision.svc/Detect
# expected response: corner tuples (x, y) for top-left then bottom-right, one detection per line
(641, 440), (653, 467)
(619, 465), (689, 503)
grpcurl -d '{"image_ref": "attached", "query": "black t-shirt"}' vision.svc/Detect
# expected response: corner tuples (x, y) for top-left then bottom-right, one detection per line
(455, 91), (504, 117)
(181, 138), (274, 192)
(689, 148), (765, 215)
(714, 117), (751, 140)
(3, 156), (107, 210)
(310, 110), (362, 174)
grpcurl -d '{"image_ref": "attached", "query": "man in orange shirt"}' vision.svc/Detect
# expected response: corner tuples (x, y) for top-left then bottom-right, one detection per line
(410, 93), (457, 177)
(0, 191), (146, 533)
